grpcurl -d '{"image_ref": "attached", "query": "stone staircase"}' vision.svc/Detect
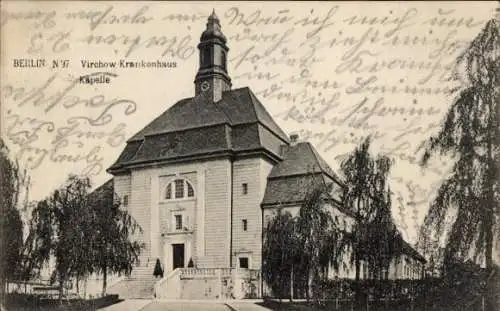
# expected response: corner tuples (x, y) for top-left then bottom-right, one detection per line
(107, 266), (158, 299)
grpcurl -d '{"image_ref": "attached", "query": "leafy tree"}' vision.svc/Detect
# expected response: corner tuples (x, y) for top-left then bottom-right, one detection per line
(20, 200), (54, 286)
(30, 176), (143, 298)
(263, 177), (348, 303)
(339, 137), (400, 305)
(420, 17), (499, 311)
(340, 137), (398, 279)
(0, 140), (26, 303)
(363, 160), (400, 279)
(49, 175), (93, 299)
(295, 180), (344, 303)
(262, 208), (297, 300)
(340, 138), (374, 281)
(421, 17), (499, 270)
(88, 180), (143, 296)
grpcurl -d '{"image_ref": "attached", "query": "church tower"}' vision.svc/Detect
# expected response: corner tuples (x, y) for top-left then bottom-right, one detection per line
(194, 10), (232, 102)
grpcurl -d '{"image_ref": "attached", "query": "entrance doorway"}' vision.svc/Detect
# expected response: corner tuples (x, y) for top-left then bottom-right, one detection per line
(172, 243), (185, 269)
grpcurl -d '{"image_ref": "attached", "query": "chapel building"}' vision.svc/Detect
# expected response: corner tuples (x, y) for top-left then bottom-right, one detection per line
(106, 12), (425, 299)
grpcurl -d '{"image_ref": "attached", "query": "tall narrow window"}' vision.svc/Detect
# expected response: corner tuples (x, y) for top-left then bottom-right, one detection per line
(187, 183), (194, 197)
(242, 219), (248, 231)
(123, 195), (129, 207)
(203, 48), (212, 67)
(242, 183), (248, 195)
(221, 51), (226, 70)
(175, 215), (182, 230)
(165, 184), (172, 199)
(175, 179), (184, 198)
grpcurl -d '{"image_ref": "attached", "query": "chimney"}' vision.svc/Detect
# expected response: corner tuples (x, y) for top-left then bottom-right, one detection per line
(279, 144), (288, 156)
(290, 133), (299, 145)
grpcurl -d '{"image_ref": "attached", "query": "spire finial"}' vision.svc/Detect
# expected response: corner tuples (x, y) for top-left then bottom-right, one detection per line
(201, 8), (225, 42)
(208, 9), (219, 21)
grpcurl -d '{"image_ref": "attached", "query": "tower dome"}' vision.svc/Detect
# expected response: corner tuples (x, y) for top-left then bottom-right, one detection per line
(200, 10), (227, 43)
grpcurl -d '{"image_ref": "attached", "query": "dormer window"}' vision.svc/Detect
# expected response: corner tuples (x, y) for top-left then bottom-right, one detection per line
(165, 178), (195, 200)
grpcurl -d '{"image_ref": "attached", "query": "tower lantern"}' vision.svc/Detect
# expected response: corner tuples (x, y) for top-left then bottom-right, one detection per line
(194, 10), (231, 102)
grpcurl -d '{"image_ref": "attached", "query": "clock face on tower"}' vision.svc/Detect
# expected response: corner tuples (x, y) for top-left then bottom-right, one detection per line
(201, 81), (210, 92)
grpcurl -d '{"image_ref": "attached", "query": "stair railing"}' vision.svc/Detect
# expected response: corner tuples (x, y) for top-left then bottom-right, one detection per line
(154, 268), (182, 299)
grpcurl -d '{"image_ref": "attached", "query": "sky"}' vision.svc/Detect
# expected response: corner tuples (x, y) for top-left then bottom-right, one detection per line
(1, 1), (497, 246)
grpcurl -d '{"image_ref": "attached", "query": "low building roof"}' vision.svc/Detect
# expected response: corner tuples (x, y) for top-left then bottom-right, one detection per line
(262, 173), (332, 207)
(397, 235), (427, 263)
(262, 142), (345, 207)
(87, 178), (114, 206)
(268, 142), (341, 182)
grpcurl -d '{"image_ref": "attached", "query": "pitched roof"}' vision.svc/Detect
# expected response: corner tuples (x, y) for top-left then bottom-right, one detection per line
(128, 87), (289, 142)
(262, 173), (331, 206)
(268, 142), (341, 182)
(262, 142), (346, 207)
(128, 96), (230, 141)
(109, 88), (289, 172)
(95, 178), (113, 192)
(397, 235), (427, 263)
(88, 178), (114, 205)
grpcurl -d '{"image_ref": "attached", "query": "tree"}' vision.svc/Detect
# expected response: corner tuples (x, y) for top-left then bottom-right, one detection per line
(421, 17), (499, 270)
(0, 140), (27, 303)
(22, 200), (54, 286)
(30, 176), (143, 298)
(420, 17), (499, 311)
(295, 179), (344, 303)
(340, 137), (400, 304)
(48, 175), (94, 299)
(363, 159), (400, 279)
(340, 138), (375, 282)
(262, 208), (297, 300)
(340, 138), (398, 278)
(88, 180), (143, 296)
(263, 179), (348, 303)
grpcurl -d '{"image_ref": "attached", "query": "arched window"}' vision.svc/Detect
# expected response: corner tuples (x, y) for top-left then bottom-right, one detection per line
(165, 178), (195, 200)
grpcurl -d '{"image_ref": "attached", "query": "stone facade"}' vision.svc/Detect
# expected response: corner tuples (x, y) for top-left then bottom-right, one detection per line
(111, 156), (277, 276)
